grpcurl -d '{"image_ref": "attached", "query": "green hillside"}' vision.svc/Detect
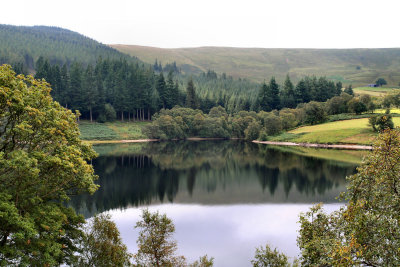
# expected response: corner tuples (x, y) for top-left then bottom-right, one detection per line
(0, 24), (139, 72)
(111, 44), (400, 85)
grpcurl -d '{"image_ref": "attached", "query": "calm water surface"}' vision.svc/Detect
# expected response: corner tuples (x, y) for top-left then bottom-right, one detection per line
(71, 141), (361, 266)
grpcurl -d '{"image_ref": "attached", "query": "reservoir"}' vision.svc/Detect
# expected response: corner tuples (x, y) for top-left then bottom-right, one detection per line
(71, 141), (362, 266)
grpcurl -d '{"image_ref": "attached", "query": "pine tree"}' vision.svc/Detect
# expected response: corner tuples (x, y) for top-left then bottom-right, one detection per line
(335, 82), (343, 95)
(315, 77), (329, 102)
(60, 63), (70, 108)
(166, 70), (177, 109)
(344, 84), (354, 95)
(69, 62), (84, 112)
(186, 78), (198, 109)
(49, 65), (62, 103)
(83, 64), (98, 122)
(268, 77), (280, 110)
(281, 74), (296, 108)
(174, 80), (181, 106)
(34, 56), (48, 80)
(94, 59), (105, 109)
(294, 79), (310, 104)
(114, 60), (129, 121)
(257, 82), (271, 111)
(157, 73), (167, 109)
(154, 59), (159, 71)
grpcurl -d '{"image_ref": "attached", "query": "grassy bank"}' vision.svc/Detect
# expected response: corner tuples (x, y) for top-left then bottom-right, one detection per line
(79, 121), (149, 142)
(80, 114), (399, 147)
(271, 117), (400, 145)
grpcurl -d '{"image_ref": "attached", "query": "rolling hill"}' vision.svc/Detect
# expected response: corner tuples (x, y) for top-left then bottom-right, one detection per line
(111, 44), (400, 86)
(0, 24), (139, 72)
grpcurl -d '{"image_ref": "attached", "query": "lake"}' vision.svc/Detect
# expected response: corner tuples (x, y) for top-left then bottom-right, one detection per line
(71, 140), (362, 266)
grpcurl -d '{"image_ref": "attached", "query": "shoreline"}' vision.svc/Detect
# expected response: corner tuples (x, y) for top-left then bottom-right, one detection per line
(84, 137), (229, 144)
(85, 138), (372, 150)
(84, 139), (159, 144)
(253, 140), (373, 150)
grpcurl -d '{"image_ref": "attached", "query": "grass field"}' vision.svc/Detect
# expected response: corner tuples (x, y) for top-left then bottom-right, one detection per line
(354, 86), (397, 96)
(111, 45), (400, 86)
(375, 108), (400, 114)
(79, 121), (149, 141)
(271, 117), (400, 145)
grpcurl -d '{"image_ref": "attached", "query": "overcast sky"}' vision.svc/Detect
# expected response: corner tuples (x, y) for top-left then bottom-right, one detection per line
(2, 0), (399, 48)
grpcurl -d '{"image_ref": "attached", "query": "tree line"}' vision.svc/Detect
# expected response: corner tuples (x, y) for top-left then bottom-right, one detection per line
(145, 88), (376, 141)
(34, 55), (351, 123)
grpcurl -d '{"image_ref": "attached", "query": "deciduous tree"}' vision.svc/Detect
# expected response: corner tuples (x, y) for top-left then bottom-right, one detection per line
(134, 209), (186, 267)
(298, 129), (400, 266)
(375, 77), (387, 87)
(0, 64), (98, 265)
(77, 214), (132, 266)
(251, 244), (295, 267)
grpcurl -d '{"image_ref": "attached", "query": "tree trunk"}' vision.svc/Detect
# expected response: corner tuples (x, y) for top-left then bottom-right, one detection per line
(121, 111), (124, 122)
(90, 107), (93, 122)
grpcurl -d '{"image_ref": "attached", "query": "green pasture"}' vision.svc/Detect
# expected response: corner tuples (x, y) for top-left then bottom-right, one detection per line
(271, 117), (400, 145)
(375, 108), (400, 114)
(354, 86), (397, 96)
(79, 121), (149, 141)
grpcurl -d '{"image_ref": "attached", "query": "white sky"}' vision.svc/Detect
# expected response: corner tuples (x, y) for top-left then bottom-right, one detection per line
(2, 0), (400, 48)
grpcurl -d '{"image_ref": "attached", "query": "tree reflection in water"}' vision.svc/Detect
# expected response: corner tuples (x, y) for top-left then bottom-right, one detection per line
(70, 141), (359, 217)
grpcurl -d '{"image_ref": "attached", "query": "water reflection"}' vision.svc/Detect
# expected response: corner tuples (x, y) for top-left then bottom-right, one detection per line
(71, 141), (357, 217)
(109, 204), (341, 267)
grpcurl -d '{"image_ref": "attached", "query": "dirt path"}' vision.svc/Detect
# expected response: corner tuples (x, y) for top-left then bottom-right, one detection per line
(253, 140), (372, 150)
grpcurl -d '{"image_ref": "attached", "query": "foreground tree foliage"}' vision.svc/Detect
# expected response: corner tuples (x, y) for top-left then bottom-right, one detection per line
(134, 209), (186, 266)
(251, 244), (298, 267)
(0, 65), (98, 265)
(134, 209), (213, 267)
(77, 214), (132, 266)
(297, 129), (400, 265)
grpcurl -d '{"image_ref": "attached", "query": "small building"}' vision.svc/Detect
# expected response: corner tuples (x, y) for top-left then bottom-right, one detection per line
(366, 84), (378, 87)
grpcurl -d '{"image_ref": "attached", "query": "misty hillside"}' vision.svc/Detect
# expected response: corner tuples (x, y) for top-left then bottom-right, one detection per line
(111, 44), (400, 86)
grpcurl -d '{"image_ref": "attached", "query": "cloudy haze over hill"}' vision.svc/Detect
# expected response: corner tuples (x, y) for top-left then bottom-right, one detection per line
(2, 0), (400, 49)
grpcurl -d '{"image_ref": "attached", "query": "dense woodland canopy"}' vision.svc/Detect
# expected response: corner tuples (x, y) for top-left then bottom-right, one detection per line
(33, 55), (346, 123)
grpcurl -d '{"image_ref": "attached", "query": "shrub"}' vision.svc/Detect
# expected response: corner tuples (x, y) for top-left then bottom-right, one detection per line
(369, 114), (394, 132)
(98, 103), (117, 122)
(245, 121), (262, 140)
(303, 101), (327, 125)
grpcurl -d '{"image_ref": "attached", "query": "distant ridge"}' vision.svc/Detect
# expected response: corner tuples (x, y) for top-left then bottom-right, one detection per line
(111, 44), (400, 85)
(0, 24), (139, 71)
